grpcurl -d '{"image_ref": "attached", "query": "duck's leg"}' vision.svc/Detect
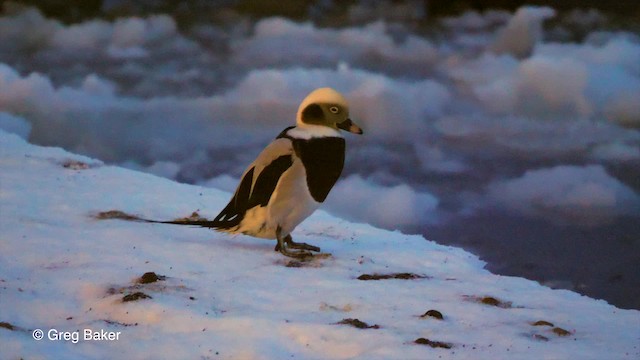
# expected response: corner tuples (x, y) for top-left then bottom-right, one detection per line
(275, 227), (313, 258)
(284, 235), (320, 252)
(274, 234), (320, 252)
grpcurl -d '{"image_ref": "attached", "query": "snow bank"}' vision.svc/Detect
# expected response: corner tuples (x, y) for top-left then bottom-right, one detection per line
(485, 165), (640, 226)
(325, 175), (440, 228)
(231, 18), (438, 76)
(0, 4), (187, 57)
(490, 6), (556, 58)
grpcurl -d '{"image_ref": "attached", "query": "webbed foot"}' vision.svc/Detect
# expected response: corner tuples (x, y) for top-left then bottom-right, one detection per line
(275, 229), (321, 259)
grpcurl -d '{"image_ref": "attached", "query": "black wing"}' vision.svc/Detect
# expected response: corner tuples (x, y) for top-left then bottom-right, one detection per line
(212, 154), (293, 229)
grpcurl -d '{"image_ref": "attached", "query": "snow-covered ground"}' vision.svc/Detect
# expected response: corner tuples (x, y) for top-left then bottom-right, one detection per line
(1, 129), (638, 359)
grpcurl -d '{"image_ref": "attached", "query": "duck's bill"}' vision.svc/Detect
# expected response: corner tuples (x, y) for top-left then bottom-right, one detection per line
(337, 118), (364, 135)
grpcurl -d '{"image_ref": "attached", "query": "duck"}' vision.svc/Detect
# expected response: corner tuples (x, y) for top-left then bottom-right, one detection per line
(211, 87), (363, 258)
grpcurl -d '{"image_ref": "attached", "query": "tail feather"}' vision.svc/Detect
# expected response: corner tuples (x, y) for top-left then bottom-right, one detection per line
(144, 219), (221, 228)
(93, 210), (222, 229)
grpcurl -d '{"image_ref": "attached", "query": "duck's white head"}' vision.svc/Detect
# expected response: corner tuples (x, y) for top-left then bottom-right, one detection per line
(296, 87), (363, 135)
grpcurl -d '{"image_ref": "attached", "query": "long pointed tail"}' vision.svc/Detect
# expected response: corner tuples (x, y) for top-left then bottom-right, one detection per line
(93, 210), (221, 229)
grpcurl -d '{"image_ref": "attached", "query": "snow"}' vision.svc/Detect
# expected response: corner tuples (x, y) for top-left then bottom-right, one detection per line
(1, 130), (638, 359)
(490, 6), (556, 58)
(231, 18), (438, 74)
(325, 175), (440, 228)
(484, 165), (640, 226)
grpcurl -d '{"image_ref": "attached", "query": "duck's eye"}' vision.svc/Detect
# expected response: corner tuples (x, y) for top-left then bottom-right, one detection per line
(329, 106), (339, 114)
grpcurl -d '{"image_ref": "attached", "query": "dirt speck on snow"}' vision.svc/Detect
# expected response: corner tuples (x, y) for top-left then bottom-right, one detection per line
(61, 159), (96, 170)
(0, 321), (16, 331)
(532, 320), (554, 327)
(335, 318), (380, 329)
(138, 272), (166, 284)
(552, 327), (572, 336)
(463, 295), (513, 308)
(420, 309), (444, 320)
(414, 338), (453, 349)
(122, 292), (152, 302)
(357, 272), (427, 281)
(92, 210), (141, 221)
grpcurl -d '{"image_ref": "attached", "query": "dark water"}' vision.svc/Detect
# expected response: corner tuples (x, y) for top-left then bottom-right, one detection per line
(427, 212), (640, 309)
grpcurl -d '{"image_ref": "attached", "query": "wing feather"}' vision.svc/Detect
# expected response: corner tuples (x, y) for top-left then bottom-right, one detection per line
(212, 138), (293, 229)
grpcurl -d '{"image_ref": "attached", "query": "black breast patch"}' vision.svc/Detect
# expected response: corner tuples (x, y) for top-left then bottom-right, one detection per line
(293, 137), (345, 203)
